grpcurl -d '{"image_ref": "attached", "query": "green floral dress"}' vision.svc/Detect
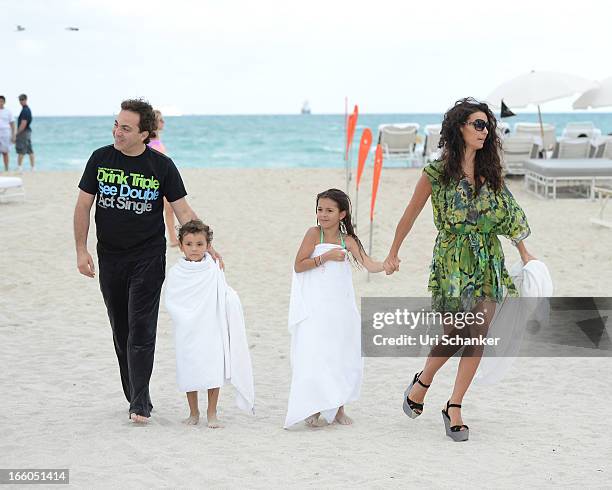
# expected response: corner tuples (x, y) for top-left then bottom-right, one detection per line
(423, 160), (530, 312)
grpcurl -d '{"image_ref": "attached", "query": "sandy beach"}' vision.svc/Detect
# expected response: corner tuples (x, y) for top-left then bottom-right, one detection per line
(1, 167), (610, 487)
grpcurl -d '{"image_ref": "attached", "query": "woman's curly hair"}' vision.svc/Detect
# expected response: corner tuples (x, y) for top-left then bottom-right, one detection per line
(439, 97), (503, 193)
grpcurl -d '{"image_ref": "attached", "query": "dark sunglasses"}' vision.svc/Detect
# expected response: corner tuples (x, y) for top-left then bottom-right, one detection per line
(465, 119), (489, 132)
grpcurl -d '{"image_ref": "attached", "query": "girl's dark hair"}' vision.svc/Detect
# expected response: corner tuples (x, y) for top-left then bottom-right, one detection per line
(439, 97), (503, 193)
(120, 98), (157, 144)
(316, 188), (366, 265)
(177, 219), (213, 244)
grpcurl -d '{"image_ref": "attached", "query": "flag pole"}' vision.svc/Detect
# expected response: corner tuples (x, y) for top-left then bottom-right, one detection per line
(354, 128), (372, 231)
(344, 105), (359, 193)
(537, 104), (547, 159)
(367, 136), (383, 282)
(367, 218), (374, 283)
(344, 97), (349, 191)
(355, 186), (359, 230)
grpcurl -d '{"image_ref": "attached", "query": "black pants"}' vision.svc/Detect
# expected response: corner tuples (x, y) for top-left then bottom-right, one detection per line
(98, 254), (166, 417)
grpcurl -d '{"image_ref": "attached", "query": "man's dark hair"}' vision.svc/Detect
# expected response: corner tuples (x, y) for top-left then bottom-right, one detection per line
(178, 219), (213, 244)
(0, 96), (5, 102)
(18, 94), (27, 101)
(120, 98), (157, 144)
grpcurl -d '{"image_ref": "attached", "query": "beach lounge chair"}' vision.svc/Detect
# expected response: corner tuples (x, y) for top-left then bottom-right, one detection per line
(524, 158), (612, 199)
(561, 122), (601, 139)
(423, 124), (441, 162)
(590, 185), (612, 228)
(501, 136), (539, 175)
(378, 124), (420, 166)
(0, 176), (25, 203)
(515, 123), (557, 151)
(594, 137), (612, 159)
(551, 138), (591, 159)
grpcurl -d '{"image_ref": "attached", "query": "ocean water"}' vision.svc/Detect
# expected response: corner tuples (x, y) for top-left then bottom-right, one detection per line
(14, 113), (612, 171)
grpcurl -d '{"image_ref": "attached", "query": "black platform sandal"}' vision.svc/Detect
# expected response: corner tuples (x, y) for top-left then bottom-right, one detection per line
(441, 401), (469, 442)
(402, 371), (431, 419)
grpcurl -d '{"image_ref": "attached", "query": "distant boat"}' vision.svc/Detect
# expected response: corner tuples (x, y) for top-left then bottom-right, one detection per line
(16, 25), (25, 32)
(301, 100), (311, 115)
(65, 27), (80, 31)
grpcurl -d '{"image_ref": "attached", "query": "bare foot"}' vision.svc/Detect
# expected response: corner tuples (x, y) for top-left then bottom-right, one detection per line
(304, 413), (328, 428)
(334, 407), (353, 425)
(182, 413), (200, 425)
(207, 412), (223, 429)
(130, 413), (149, 424)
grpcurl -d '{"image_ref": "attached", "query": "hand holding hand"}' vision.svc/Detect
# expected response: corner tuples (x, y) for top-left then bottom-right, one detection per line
(383, 254), (401, 275)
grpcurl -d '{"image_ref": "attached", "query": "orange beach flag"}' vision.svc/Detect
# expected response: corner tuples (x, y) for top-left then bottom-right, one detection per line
(356, 128), (372, 188)
(345, 105), (359, 161)
(353, 128), (372, 229)
(367, 141), (383, 281)
(370, 142), (383, 222)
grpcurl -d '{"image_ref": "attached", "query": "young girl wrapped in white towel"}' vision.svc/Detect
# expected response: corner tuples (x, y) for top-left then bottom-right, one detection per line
(285, 189), (385, 428)
(165, 220), (255, 428)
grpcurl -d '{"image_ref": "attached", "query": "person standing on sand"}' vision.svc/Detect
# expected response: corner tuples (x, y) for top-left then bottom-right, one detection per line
(73, 98), (223, 424)
(285, 189), (385, 429)
(0, 96), (16, 171)
(148, 109), (179, 247)
(384, 98), (535, 441)
(14, 94), (35, 171)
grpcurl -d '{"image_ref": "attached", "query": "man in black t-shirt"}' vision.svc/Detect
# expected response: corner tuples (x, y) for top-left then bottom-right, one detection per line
(15, 94), (35, 171)
(74, 98), (222, 423)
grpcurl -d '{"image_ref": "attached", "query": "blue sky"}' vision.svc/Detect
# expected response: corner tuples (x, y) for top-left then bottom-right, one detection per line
(2, 0), (611, 115)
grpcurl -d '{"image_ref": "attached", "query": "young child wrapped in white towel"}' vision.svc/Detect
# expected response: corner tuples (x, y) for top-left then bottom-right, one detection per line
(285, 189), (385, 428)
(165, 220), (255, 428)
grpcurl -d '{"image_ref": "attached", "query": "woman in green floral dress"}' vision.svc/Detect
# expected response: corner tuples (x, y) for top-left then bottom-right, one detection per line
(384, 98), (536, 441)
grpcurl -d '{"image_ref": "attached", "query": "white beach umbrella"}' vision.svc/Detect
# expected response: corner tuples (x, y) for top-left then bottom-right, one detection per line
(486, 71), (596, 156)
(573, 77), (612, 109)
(487, 71), (595, 108)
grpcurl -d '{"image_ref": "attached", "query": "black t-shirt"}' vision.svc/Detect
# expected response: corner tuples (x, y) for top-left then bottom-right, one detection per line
(18, 105), (32, 130)
(78, 145), (187, 260)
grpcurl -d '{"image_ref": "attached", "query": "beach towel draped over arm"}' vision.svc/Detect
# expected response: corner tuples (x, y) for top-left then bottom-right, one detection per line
(475, 259), (553, 385)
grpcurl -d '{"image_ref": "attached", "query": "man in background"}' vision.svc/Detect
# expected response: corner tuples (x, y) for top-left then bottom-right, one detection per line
(0, 96), (15, 171)
(14, 94), (35, 171)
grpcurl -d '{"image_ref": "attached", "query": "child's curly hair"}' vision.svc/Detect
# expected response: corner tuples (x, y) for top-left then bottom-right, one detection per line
(177, 219), (213, 244)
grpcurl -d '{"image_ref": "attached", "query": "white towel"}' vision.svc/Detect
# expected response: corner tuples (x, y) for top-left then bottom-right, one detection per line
(165, 254), (255, 414)
(285, 244), (363, 428)
(475, 259), (553, 385)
